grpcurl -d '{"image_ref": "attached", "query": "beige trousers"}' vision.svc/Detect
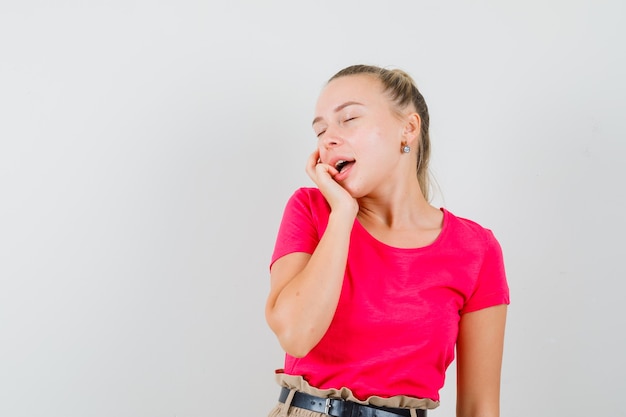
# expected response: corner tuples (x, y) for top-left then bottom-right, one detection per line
(268, 373), (438, 417)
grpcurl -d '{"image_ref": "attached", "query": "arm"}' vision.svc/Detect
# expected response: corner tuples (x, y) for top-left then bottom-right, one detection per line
(456, 304), (508, 417)
(265, 150), (358, 358)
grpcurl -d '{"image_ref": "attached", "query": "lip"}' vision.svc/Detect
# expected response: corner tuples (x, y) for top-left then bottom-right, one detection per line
(327, 156), (354, 170)
(332, 160), (354, 182)
(323, 154), (355, 181)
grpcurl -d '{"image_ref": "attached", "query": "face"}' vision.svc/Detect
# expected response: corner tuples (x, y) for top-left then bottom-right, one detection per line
(312, 74), (412, 198)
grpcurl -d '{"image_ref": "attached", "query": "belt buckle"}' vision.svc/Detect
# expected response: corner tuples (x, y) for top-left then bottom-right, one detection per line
(324, 398), (332, 415)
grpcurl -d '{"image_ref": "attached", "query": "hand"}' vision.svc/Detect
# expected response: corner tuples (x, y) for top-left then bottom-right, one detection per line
(305, 149), (359, 219)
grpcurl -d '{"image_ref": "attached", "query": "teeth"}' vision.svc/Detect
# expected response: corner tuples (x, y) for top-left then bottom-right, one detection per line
(335, 160), (350, 172)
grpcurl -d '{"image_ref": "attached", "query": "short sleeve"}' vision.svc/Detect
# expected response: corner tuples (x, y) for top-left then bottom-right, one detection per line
(460, 230), (510, 314)
(270, 188), (328, 269)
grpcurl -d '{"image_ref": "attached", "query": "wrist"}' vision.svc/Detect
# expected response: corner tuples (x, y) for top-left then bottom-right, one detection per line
(328, 207), (358, 227)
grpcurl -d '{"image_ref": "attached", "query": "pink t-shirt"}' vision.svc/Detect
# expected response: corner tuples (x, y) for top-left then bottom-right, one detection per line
(271, 188), (510, 402)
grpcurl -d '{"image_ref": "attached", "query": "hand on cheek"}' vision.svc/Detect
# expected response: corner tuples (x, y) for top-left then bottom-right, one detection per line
(305, 150), (358, 218)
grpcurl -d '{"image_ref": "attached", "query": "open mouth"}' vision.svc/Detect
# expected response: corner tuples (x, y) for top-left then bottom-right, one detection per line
(335, 159), (355, 173)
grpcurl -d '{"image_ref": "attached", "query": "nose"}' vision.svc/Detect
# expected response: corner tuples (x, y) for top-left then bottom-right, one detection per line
(320, 125), (342, 149)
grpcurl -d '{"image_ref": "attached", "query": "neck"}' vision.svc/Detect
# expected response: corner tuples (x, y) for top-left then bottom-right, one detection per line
(357, 181), (432, 229)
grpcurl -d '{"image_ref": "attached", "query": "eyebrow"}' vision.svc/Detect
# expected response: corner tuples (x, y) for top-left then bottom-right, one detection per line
(312, 101), (364, 126)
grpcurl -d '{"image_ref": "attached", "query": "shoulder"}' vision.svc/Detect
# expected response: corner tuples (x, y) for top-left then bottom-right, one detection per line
(441, 208), (500, 249)
(291, 187), (324, 201)
(287, 187), (330, 212)
(290, 187), (323, 201)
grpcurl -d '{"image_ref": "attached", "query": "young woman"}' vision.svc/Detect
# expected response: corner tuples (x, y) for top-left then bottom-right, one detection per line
(265, 65), (509, 417)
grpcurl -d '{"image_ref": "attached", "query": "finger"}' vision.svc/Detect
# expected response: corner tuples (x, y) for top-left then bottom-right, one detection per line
(316, 162), (339, 178)
(306, 149), (325, 180)
(307, 149), (320, 166)
(307, 161), (329, 184)
(305, 153), (319, 179)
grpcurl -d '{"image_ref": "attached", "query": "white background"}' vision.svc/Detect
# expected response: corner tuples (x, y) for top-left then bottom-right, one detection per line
(1, 1), (625, 416)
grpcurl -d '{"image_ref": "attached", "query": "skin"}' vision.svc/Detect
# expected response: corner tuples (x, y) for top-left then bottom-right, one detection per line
(265, 74), (507, 417)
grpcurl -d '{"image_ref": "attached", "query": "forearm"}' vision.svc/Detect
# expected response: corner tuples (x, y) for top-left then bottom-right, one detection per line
(267, 211), (354, 357)
(456, 400), (500, 417)
(456, 305), (507, 417)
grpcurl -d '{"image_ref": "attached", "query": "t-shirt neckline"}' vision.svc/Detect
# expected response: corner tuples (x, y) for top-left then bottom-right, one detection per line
(353, 207), (449, 252)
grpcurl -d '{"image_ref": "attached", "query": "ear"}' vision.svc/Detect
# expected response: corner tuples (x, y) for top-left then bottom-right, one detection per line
(402, 112), (421, 145)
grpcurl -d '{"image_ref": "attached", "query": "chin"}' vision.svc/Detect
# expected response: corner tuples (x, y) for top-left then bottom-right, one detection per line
(342, 183), (366, 199)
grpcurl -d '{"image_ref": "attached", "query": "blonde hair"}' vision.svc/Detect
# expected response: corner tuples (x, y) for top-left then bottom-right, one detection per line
(328, 65), (432, 200)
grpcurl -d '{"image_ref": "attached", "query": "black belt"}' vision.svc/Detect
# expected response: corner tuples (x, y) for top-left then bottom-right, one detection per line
(278, 387), (426, 417)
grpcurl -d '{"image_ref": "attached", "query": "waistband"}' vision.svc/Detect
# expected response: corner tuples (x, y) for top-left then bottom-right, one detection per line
(279, 387), (427, 417)
(274, 372), (439, 410)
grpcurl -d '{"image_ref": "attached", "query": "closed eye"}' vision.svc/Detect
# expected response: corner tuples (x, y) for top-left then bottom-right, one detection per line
(315, 116), (357, 138)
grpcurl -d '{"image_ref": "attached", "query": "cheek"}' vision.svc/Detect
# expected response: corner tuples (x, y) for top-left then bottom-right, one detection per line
(358, 126), (390, 153)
